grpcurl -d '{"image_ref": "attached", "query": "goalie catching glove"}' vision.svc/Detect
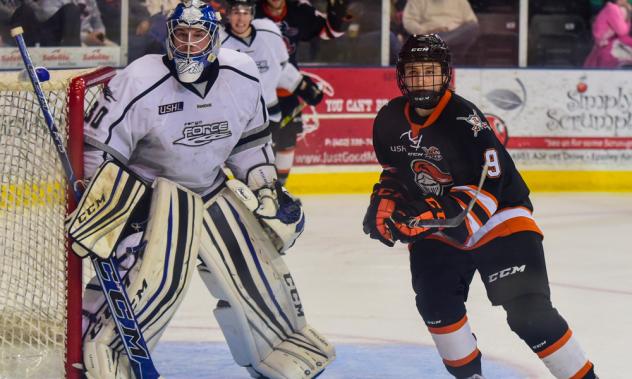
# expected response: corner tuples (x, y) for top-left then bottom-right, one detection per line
(227, 165), (305, 253)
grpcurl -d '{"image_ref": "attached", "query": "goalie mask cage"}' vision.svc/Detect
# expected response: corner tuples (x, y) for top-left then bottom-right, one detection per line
(0, 67), (115, 379)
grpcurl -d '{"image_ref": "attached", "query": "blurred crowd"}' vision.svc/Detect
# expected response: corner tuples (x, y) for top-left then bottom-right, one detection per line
(1, 0), (631, 68)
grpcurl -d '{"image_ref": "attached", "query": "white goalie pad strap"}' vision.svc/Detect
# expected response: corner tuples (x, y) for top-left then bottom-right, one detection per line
(198, 188), (335, 379)
(67, 160), (148, 259)
(82, 177), (204, 378)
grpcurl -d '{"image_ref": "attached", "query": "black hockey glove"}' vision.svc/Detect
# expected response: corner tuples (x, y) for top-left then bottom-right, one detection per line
(362, 182), (405, 247)
(294, 75), (324, 106)
(268, 119), (281, 133)
(386, 196), (446, 243)
(327, 0), (351, 32)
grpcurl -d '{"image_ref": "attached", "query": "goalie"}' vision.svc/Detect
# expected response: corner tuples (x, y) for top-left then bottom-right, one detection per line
(65, 1), (334, 378)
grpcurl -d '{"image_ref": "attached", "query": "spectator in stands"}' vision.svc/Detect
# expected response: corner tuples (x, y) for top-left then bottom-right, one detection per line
(78, 0), (114, 46)
(402, 0), (479, 64)
(10, 0), (81, 46)
(584, 0), (632, 67)
(97, 0), (151, 45)
(0, 0), (19, 46)
(390, 0), (408, 63)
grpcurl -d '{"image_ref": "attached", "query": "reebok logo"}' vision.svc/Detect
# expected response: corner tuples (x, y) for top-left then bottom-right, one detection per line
(488, 265), (526, 283)
(158, 101), (184, 115)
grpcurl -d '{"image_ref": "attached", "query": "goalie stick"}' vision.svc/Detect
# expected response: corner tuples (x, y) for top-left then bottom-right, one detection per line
(405, 163), (489, 229)
(11, 27), (161, 379)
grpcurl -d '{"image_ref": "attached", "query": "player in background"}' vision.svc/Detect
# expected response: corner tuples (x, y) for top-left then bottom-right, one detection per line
(66, 0), (334, 377)
(255, 0), (350, 184)
(363, 34), (598, 379)
(221, 0), (302, 131)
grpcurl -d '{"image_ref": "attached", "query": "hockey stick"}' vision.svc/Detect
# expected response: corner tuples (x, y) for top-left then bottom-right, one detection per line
(11, 27), (161, 379)
(280, 102), (307, 128)
(406, 163), (489, 229)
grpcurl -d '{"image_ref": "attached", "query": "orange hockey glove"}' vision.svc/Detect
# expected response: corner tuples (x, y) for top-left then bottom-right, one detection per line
(362, 183), (404, 247)
(387, 196), (446, 243)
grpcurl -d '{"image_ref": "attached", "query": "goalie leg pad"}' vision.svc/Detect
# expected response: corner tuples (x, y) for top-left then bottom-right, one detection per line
(198, 188), (335, 379)
(82, 177), (204, 378)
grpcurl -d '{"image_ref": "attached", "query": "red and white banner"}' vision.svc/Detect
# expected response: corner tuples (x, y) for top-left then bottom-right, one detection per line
(295, 67), (632, 170)
(295, 68), (400, 166)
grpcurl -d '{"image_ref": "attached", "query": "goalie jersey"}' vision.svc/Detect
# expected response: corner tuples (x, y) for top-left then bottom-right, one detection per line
(372, 91), (541, 249)
(221, 18), (302, 122)
(83, 49), (272, 197)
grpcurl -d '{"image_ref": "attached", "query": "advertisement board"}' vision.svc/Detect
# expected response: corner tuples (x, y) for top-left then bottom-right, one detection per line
(289, 67), (632, 192)
(0, 47), (120, 69)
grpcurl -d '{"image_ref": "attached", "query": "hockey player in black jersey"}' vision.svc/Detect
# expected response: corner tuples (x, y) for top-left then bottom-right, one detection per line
(363, 34), (598, 379)
(256, 0), (350, 184)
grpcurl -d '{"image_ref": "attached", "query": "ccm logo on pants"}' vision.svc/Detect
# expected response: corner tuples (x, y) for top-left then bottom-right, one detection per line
(488, 265), (526, 283)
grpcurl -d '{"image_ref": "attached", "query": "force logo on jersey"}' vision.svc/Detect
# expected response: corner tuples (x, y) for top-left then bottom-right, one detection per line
(174, 121), (232, 146)
(411, 159), (453, 196)
(457, 111), (491, 137)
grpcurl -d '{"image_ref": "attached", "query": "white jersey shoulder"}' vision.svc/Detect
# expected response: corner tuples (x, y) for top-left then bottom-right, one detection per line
(219, 28), (289, 120)
(217, 47), (260, 79)
(111, 54), (171, 96)
(251, 18), (282, 36)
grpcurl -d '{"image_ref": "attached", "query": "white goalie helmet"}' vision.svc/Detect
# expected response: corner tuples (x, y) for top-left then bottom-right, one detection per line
(166, 0), (222, 83)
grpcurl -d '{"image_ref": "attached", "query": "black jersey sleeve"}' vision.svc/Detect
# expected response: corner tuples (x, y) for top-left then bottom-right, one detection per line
(439, 102), (528, 243)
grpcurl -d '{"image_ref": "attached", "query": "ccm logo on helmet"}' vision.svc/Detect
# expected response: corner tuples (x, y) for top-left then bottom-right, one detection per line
(410, 47), (430, 52)
(488, 265), (526, 283)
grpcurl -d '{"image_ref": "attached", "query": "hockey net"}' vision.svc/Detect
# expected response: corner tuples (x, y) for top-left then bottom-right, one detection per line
(0, 67), (115, 379)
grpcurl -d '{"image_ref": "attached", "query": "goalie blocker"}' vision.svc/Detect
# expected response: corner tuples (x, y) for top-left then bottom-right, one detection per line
(67, 160), (333, 378)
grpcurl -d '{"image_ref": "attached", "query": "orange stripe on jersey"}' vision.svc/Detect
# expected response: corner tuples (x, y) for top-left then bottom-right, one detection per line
(427, 212), (542, 250)
(537, 329), (573, 358)
(472, 216), (542, 248)
(428, 315), (468, 334)
(466, 185), (498, 208)
(451, 186), (496, 219)
(405, 91), (453, 139)
(468, 206), (484, 228)
(443, 348), (481, 367)
(463, 185), (498, 216)
(276, 88), (292, 97)
(570, 361), (593, 379)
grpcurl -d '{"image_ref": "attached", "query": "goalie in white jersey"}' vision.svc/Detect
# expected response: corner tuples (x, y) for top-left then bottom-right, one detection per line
(66, 0), (335, 378)
(220, 0), (303, 129)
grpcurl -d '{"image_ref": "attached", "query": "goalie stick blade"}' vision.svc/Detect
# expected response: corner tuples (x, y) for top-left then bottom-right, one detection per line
(409, 163), (489, 229)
